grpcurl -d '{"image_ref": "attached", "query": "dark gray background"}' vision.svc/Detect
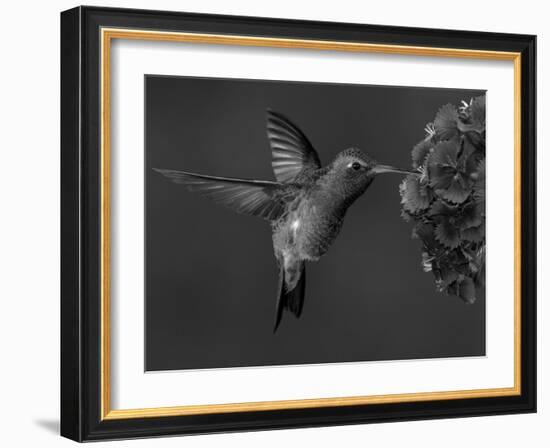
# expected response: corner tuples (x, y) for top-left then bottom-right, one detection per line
(145, 75), (485, 371)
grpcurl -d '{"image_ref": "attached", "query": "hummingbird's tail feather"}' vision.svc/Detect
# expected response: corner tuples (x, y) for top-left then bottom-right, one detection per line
(273, 262), (306, 332)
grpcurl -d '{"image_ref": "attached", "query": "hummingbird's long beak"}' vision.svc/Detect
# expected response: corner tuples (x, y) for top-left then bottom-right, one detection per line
(372, 164), (415, 175)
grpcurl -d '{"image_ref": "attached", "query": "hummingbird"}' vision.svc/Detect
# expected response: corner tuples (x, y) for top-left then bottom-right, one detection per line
(155, 110), (413, 332)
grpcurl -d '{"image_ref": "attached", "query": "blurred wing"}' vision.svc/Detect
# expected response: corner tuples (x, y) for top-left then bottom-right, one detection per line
(154, 168), (286, 221)
(266, 110), (321, 183)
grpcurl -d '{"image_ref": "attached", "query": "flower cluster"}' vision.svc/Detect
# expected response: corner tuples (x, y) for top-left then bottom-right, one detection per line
(400, 96), (486, 303)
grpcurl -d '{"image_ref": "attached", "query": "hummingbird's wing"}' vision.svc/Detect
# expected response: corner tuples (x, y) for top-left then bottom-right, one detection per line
(266, 110), (321, 183)
(154, 168), (287, 221)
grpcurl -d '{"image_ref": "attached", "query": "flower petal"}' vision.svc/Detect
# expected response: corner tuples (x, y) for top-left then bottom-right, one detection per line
(459, 202), (483, 229)
(429, 165), (454, 189)
(428, 140), (460, 167)
(436, 267), (459, 291)
(434, 220), (461, 249)
(469, 96), (486, 128)
(462, 221), (485, 243)
(413, 222), (443, 254)
(434, 104), (460, 140)
(412, 138), (433, 168)
(428, 199), (457, 217)
(400, 175), (433, 213)
(436, 177), (471, 204)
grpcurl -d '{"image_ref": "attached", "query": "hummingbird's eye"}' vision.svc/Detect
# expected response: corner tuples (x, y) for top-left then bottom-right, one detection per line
(351, 162), (362, 171)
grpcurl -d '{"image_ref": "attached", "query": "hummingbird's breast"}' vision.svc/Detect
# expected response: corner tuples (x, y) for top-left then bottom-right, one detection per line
(272, 186), (347, 262)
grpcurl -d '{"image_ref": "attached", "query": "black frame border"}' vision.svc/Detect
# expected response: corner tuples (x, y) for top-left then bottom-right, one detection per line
(61, 6), (536, 442)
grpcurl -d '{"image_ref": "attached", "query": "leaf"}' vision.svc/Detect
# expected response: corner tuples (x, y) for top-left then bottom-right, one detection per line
(444, 250), (470, 276)
(464, 131), (485, 155)
(438, 267), (459, 289)
(456, 149), (481, 180)
(413, 222), (442, 253)
(434, 104), (460, 140)
(412, 139), (433, 168)
(434, 220), (460, 248)
(458, 276), (476, 304)
(400, 175), (433, 213)
(473, 158), (486, 182)
(445, 281), (459, 297)
(475, 264), (486, 289)
(464, 246), (484, 278)
(413, 222), (435, 241)
(473, 159), (486, 207)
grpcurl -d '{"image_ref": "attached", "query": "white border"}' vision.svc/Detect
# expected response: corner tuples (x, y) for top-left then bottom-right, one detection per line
(110, 39), (515, 410)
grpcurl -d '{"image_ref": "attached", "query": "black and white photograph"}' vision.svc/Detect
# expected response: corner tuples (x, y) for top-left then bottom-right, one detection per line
(146, 76), (486, 371)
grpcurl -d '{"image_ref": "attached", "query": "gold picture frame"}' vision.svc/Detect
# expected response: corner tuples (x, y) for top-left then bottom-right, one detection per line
(100, 28), (522, 420)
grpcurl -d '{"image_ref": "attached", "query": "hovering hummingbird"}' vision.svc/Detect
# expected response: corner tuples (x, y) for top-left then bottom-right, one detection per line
(155, 110), (413, 332)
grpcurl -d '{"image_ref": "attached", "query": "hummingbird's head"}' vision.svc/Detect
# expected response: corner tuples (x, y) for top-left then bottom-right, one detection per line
(328, 147), (413, 204)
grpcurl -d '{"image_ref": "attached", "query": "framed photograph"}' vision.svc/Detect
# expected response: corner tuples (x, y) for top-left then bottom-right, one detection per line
(60, 6), (536, 442)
